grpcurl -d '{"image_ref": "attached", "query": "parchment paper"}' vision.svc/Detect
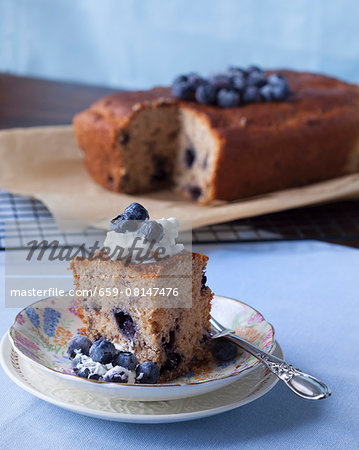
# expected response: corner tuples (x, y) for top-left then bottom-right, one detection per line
(1, 125), (359, 230)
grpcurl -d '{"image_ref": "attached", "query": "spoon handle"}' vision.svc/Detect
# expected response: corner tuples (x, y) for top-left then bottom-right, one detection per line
(224, 333), (331, 400)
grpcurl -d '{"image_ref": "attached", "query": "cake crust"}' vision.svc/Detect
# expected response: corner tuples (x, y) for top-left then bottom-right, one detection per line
(73, 70), (359, 203)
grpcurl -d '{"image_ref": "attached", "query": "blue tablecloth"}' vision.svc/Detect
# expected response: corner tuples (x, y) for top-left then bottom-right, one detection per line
(0, 240), (358, 449)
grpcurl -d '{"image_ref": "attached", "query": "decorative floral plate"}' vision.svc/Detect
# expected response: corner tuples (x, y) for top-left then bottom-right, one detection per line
(9, 294), (275, 401)
(0, 333), (282, 423)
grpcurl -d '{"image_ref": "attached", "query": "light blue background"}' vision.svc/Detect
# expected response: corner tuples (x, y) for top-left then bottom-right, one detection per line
(1, 0), (359, 89)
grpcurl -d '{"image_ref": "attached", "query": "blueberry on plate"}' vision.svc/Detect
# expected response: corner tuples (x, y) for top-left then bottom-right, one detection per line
(124, 203), (149, 221)
(89, 339), (117, 364)
(195, 82), (217, 105)
(103, 366), (130, 383)
(76, 366), (91, 379)
(171, 80), (194, 100)
(71, 353), (86, 371)
(136, 361), (160, 384)
(217, 88), (241, 108)
(67, 335), (92, 359)
(138, 221), (164, 243)
(242, 85), (261, 103)
(77, 366), (103, 381)
(211, 338), (238, 362)
(112, 351), (138, 371)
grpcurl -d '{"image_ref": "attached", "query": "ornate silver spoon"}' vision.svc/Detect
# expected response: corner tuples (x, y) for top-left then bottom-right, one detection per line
(210, 317), (331, 400)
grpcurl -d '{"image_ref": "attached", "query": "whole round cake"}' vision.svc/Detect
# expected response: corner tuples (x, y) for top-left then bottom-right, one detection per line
(73, 67), (359, 204)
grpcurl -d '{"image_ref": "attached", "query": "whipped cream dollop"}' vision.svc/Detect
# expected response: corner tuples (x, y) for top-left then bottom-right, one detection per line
(104, 217), (184, 263)
(72, 353), (136, 383)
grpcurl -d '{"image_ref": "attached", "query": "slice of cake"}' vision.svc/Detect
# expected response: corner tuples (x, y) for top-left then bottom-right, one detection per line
(70, 203), (213, 382)
(73, 66), (359, 204)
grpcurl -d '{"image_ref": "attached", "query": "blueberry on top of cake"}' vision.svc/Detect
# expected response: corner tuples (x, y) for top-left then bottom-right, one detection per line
(70, 203), (213, 382)
(171, 66), (290, 106)
(104, 202), (184, 263)
(74, 65), (359, 204)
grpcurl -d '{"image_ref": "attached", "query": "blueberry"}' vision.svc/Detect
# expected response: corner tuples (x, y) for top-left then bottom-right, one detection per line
(259, 84), (273, 102)
(217, 88), (241, 108)
(232, 74), (246, 91)
(110, 214), (140, 233)
(161, 352), (182, 372)
(184, 148), (196, 168)
(267, 74), (290, 100)
(267, 73), (289, 93)
(77, 366), (102, 380)
(187, 72), (205, 89)
(211, 339), (238, 361)
(138, 221), (164, 243)
(210, 74), (233, 90)
(113, 309), (136, 340)
(246, 65), (263, 74)
(71, 353), (86, 371)
(242, 86), (261, 103)
(136, 361), (160, 384)
(67, 335), (92, 359)
(188, 185), (202, 200)
(77, 366), (91, 379)
(246, 70), (267, 87)
(124, 203), (149, 221)
(173, 74), (188, 84)
(89, 339), (117, 364)
(271, 84), (288, 101)
(195, 82), (217, 105)
(104, 367), (130, 383)
(171, 80), (194, 100)
(227, 66), (248, 77)
(201, 272), (207, 289)
(112, 351), (138, 370)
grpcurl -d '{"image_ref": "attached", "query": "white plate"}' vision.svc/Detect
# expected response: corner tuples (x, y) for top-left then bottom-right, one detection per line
(9, 295), (275, 401)
(0, 333), (282, 423)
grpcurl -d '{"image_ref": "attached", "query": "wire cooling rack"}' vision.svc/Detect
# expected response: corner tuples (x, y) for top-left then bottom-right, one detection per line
(1, 190), (359, 250)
